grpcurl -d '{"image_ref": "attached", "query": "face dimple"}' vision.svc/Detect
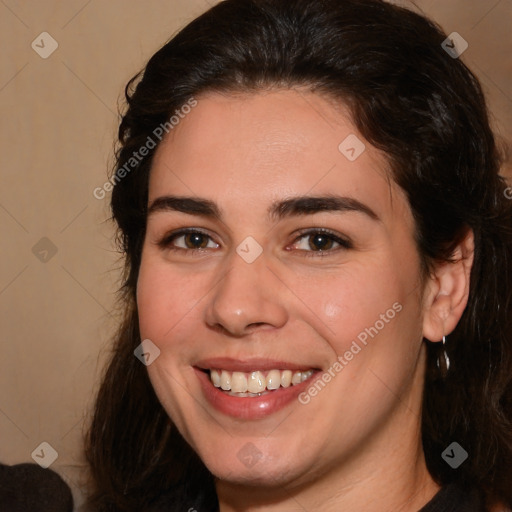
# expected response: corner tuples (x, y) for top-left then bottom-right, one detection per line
(137, 89), (427, 491)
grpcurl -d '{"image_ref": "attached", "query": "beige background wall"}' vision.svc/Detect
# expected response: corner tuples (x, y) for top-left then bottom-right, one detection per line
(1, 0), (511, 509)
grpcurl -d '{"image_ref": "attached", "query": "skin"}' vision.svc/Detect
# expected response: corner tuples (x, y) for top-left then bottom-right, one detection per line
(136, 89), (474, 511)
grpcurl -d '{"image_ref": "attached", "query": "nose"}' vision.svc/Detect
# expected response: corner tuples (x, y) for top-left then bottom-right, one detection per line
(204, 250), (288, 337)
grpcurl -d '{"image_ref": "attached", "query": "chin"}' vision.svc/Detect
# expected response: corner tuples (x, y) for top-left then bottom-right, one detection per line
(197, 441), (306, 488)
(210, 461), (300, 487)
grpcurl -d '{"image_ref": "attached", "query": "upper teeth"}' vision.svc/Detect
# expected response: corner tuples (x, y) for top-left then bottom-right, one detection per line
(210, 369), (314, 393)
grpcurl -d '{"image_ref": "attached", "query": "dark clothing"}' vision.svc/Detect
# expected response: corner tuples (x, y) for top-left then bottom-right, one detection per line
(150, 482), (486, 512)
(420, 483), (486, 512)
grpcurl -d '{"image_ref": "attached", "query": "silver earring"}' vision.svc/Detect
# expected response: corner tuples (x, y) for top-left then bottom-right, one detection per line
(437, 335), (450, 377)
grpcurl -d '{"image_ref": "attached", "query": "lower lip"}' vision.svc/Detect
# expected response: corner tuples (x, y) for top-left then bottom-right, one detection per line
(194, 368), (318, 420)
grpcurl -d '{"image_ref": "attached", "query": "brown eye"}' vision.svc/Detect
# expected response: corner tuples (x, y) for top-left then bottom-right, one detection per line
(159, 230), (219, 252)
(291, 229), (352, 255)
(183, 232), (209, 249)
(307, 233), (335, 251)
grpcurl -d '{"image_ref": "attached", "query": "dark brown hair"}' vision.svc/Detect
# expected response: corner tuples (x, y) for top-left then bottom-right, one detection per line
(85, 0), (512, 510)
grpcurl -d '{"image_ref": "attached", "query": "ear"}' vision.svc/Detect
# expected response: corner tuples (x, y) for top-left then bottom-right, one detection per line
(422, 228), (475, 342)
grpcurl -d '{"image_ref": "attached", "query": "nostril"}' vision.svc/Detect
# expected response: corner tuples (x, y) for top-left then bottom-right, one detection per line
(247, 322), (266, 329)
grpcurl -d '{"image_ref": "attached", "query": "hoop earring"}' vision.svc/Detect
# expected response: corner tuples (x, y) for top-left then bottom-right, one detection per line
(436, 335), (450, 377)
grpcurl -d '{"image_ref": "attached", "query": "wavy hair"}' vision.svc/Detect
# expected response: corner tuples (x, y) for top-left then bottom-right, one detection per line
(85, 0), (512, 510)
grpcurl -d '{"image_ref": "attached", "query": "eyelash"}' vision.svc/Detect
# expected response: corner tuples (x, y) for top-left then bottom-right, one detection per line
(157, 228), (352, 257)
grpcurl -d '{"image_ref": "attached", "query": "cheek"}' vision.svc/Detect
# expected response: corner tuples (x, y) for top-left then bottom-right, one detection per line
(286, 252), (422, 366)
(136, 254), (197, 342)
(136, 255), (202, 422)
(296, 265), (406, 335)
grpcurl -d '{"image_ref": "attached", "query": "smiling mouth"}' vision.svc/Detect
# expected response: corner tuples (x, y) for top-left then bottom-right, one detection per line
(207, 369), (316, 397)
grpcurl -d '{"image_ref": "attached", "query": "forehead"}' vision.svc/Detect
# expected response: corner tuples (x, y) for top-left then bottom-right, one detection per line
(149, 89), (409, 224)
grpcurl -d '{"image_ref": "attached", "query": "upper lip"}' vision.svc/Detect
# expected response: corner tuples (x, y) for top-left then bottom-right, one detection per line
(194, 357), (317, 372)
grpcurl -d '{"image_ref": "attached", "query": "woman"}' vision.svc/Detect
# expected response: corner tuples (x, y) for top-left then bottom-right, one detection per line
(85, 0), (512, 510)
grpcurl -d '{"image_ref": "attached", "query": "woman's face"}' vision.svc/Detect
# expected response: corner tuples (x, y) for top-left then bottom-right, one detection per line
(137, 89), (429, 489)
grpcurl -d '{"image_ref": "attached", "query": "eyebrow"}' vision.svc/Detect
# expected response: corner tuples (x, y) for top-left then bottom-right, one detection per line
(269, 195), (379, 222)
(147, 195), (380, 222)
